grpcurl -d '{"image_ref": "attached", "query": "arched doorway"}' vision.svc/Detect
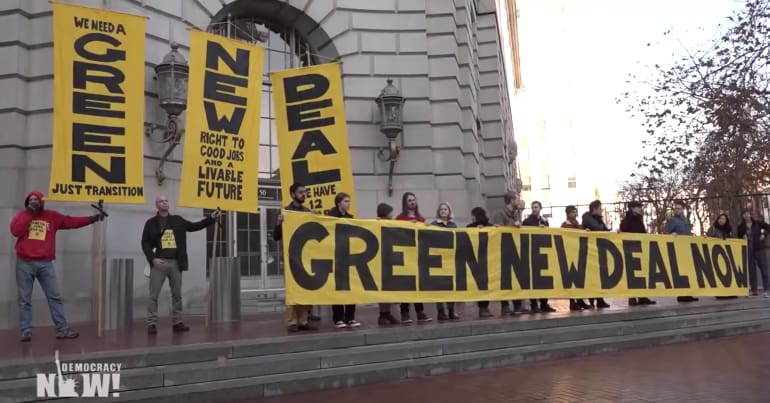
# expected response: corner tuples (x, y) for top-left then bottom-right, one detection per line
(204, 15), (332, 291)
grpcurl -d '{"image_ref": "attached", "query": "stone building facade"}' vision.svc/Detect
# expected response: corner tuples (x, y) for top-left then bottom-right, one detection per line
(0, 0), (519, 328)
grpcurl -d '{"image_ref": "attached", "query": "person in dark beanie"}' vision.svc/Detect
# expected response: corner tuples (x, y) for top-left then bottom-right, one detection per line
(376, 203), (400, 325)
(619, 201), (656, 306)
(561, 205), (590, 311)
(10, 191), (106, 341)
(468, 207), (495, 318)
(582, 200), (611, 309)
(707, 213), (738, 300)
(326, 192), (360, 328)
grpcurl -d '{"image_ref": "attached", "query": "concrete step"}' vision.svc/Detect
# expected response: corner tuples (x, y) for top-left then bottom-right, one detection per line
(76, 319), (770, 402)
(2, 299), (768, 403)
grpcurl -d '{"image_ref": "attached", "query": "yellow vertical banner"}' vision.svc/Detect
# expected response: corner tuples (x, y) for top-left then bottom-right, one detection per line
(178, 30), (264, 213)
(270, 63), (356, 215)
(48, 2), (147, 204)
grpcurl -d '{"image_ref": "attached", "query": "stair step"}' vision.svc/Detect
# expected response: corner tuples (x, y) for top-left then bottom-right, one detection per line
(2, 300), (768, 403)
(94, 319), (770, 402)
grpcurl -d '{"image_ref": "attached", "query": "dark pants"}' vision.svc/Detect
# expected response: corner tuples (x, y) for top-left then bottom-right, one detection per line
(332, 305), (356, 323)
(748, 246), (769, 292)
(436, 302), (455, 311)
(531, 298), (548, 308)
(477, 301), (489, 309)
(400, 303), (424, 313)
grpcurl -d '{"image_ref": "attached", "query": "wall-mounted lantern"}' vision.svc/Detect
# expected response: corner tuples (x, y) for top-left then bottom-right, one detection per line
(374, 78), (405, 196)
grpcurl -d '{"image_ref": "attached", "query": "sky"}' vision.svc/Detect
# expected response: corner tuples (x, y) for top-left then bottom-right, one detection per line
(506, 0), (745, 199)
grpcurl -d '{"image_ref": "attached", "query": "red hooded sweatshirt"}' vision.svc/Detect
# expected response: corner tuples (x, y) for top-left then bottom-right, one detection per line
(9, 191), (94, 261)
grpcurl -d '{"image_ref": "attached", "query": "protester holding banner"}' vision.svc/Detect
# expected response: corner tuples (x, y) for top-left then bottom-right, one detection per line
(620, 201), (657, 306)
(562, 205), (591, 312)
(376, 203), (400, 325)
(10, 191), (107, 341)
(493, 191), (527, 315)
(431, 202), (460, 321)
(522, 201), (556, 313)
(468, 207), (496, 318)
(708, 214), (738, 300)
(141, 195), (219, 335)
(274, 183), (319, 332)
(582, 200), (612, 309)
(327, 192), (361, 328)
(737, 209), (770, 297)
(665, 200), (699, 303)
(395, 192), (432, 323)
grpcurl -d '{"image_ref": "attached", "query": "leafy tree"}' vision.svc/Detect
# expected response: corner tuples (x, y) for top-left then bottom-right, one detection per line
(619, 0), (770, 222)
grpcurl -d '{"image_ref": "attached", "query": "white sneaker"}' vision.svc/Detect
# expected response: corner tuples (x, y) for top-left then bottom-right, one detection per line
(347, 320), (361, 328)
(335, 321), (347, 328)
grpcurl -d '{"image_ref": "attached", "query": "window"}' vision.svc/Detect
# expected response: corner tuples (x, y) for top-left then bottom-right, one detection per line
(541, 174), (550, 190)
(568, 176), (577, 189)
(522, 176), (532, 192)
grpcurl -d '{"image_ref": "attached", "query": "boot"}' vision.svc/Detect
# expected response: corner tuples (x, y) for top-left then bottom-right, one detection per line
(639, 297), (656, 305)
(569, 300), (583, 312)
(578, 299), (591, 310)
(628, 298), (639, 306)
(596, 298), (610, 309)
(437, 308), (448, 321)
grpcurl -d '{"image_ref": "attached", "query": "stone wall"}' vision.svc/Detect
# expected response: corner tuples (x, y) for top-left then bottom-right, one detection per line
(0, 0), (517, 329)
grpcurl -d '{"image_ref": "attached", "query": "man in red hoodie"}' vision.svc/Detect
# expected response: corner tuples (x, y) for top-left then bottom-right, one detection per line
(9, 191), (105, 341)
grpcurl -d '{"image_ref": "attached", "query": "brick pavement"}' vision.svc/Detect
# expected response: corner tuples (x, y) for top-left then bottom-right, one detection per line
(239, 331), (770, 403)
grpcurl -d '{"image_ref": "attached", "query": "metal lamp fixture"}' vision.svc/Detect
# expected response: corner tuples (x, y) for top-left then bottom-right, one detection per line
(375, 78), (405, 196)
(147, 42), (189, 185)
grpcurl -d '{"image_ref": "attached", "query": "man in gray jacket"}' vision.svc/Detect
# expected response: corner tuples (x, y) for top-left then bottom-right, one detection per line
(493, 191), (526, 314)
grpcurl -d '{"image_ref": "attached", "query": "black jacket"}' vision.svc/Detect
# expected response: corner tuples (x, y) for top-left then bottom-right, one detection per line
(326, 207), (353, 219)
(620, 211), (646, 234)
(582, 212), (609, 231)
(522, 214), (549, 227)
(273, 202), (311, 241)
(141, 214), (215, 271)
(737, 220), (770, 247)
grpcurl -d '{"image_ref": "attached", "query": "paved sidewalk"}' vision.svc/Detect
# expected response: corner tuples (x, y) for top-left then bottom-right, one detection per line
(243, 331), (770, 403)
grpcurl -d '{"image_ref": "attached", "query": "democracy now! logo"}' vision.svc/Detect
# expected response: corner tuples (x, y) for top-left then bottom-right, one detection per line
(36, 351), (122, 398)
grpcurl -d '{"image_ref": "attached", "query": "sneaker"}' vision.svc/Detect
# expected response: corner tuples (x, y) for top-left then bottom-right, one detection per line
(335, 321), (347, 329)
(501, 305), (513, 316)
(416, 312), (432, 322)
(628, 298), (639, 306)
(147, 325), (158, 335)
(400, 313), (413, 324)
(639, 298), (656, 305)
(172, 323), (190, 332)
(378, 316), (390, 326)
(288, 324), (299, 332)
(298, 324), (318, 331)
(20, 332), (31, 342)
(436, 310), (448, 321)
(55, 328), (79, 339)
(750, 291), (759, 297)
(347, 320), (361, 328)
(448, 311), (460, 320)
(596, 300), (611, 309)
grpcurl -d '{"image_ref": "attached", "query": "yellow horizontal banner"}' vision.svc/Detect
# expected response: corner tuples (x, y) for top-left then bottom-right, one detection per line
(283, 211), (749, 304)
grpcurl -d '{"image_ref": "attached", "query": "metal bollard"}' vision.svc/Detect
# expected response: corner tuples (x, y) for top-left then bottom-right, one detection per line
(208, 257), (241, 322)
(102, 258), (134, 331)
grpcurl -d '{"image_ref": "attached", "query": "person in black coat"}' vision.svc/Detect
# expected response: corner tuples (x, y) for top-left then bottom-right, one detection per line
(619, 201), (656, 306)
(468, 207), (496, 318)
(326, 192), (361, 328)
(737, 209), (770, 296)
(581, 200), (611, 309)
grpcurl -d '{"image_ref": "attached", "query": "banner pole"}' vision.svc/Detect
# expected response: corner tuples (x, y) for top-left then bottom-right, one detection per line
(206, 208), (221, 328)
(92, 199), (106, 337)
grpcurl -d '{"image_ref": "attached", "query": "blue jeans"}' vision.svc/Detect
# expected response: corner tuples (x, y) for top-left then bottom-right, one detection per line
(16, 259), (68, 333)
